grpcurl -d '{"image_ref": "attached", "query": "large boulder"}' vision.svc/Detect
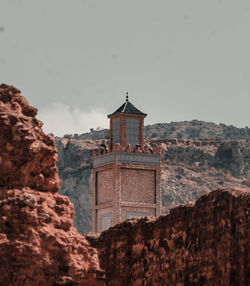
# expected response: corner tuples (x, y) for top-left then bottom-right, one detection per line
(0, 84), (60, 192)
(0, 84), (105, 285)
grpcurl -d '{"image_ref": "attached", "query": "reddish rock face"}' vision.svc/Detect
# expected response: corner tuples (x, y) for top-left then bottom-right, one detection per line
(0, 84), (60, 192)
(0, 187), (105, 285)
(1, 84), (249, 286)
(90, 188), (249, 286)
(0, 84), (105, 286)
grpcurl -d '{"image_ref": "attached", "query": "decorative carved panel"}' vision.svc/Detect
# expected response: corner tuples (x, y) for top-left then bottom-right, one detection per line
(93, 152), (160, 168)
(96, 169), (113, 205)
(93, 152), (115, 168)
(121, 169), (156, 203)
(117, 152), (160, 166)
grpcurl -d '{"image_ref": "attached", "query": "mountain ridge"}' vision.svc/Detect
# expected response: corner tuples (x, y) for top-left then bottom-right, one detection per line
(62, 120), (250, 140)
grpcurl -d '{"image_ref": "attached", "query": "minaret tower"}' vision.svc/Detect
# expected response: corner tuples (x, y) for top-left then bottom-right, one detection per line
(109, 93), (146, 149)
(92, 95), (161, 232)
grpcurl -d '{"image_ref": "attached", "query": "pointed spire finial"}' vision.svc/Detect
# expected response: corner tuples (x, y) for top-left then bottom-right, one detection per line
(126, 92), (129, 102)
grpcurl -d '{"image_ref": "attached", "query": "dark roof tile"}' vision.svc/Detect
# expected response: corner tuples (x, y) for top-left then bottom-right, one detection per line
(108, 101), (146, 117)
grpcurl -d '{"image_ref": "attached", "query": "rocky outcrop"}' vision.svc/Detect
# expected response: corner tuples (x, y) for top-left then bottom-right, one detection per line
(160, 138), (250, 178)
(0, 84), (105, 286)
(56, 137), (249, 233)
(159, 138), (250, 212)
(88, 188), (250, 286)
(0, 84), (60, 192)
(1, 84), (249, 285)
(56, 138), (101, 233)
(0, 187), (105, 286)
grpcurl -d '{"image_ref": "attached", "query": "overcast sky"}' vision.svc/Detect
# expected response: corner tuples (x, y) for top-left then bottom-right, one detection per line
(1, 0), (250, 136)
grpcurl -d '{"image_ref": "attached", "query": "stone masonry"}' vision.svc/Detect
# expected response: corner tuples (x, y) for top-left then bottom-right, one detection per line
(92, 97), (162, 232)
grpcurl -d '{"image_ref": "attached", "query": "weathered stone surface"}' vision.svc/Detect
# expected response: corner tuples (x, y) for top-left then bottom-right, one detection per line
(0, 187), (105, 285)
(0, 84), (105, 286)
(0, 84), (60, 192)
(89, 188), (250, 286)
(160, 138), (250, 212)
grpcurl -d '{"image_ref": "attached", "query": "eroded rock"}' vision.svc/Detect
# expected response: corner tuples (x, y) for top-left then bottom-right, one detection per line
(0, 84), (60, 192)
(1, 84), (249, 285)
(89, 188), (250, 286)
(0, 84), (105, 286)
(0, 187), (105, 285)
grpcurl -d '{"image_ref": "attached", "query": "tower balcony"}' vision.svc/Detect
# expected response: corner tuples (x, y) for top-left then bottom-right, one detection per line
(93, 143), (161, 168)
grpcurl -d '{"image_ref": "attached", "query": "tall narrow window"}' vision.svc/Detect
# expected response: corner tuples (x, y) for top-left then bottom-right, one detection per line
(112, 118), (120, 143)
(100, 213), (112, 232)
(126, 118), (139, 148)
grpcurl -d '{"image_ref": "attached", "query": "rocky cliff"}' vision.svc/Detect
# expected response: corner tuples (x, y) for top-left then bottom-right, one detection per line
(0, 84), (249, 286)
(56, 137), (250, 233)
(0, 84), (105, 286)
(87, 188), (249, 286)
(56, 138), (101, 233)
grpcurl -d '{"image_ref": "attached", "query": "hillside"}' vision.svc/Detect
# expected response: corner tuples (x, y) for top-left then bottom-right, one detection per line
(68, 120), (250, 140)
(56, 137), (250, 233)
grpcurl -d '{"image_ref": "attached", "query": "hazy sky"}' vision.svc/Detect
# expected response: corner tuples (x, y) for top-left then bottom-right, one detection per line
(1, 0), (250, 136)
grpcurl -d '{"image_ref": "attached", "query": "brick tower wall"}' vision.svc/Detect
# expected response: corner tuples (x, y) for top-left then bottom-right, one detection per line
(92, 152), (161, 232)
(109, 114), (145, 148)
(121, 168), (156, 204)
(92, 101), (161, 232)
(96, 169), (114, 205)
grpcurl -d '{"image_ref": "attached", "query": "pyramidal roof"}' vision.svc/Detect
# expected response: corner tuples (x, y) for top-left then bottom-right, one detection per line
(108, 96), (147, 117)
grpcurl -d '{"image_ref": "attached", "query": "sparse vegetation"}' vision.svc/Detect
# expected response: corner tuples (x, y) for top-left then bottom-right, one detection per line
(74, 120), (250, 140)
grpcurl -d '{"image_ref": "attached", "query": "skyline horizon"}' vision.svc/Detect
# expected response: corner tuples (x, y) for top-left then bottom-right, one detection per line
(1, 0), (250, 135)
